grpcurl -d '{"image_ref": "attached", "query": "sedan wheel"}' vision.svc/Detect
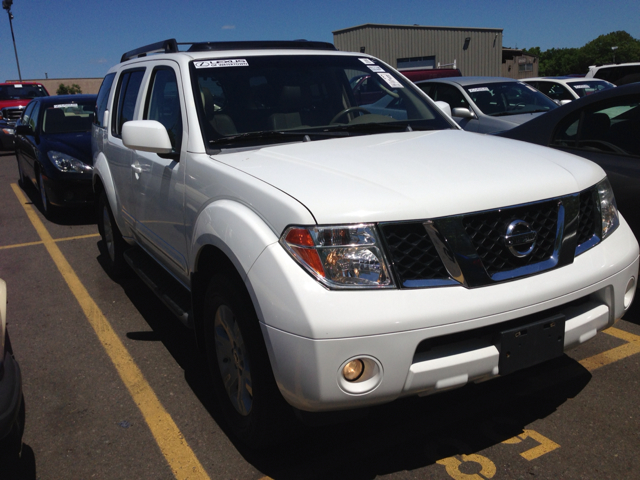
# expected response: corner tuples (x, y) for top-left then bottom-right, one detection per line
(38, 169), (52, 216)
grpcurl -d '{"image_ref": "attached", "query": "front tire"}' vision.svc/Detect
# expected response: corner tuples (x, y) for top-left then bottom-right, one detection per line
(97, 190), (128, 278)
(203, 274), (293, 448)
(37, 168), (54, 218)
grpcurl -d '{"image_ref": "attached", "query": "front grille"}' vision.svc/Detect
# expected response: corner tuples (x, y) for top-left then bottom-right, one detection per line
(462, 200), (559, 277)
(577, 189), (597, 247)
(380, 223), (449, 286)
(1, 108), (24, 121)
(379, 186), (601, 289)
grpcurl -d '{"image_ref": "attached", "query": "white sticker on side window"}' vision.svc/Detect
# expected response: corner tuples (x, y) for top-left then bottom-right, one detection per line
(359, 58), (375, 65)
(53, 104), (78, 109)
(378, 73), (404, 88)
(468, 87), (490, 93)
(572, 84), (590, 89)
(194, 59), (249, 69)
(368, 65), (385, 73)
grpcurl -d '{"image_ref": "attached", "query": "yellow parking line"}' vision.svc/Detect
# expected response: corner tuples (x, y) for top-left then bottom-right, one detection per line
(0, 233), (100, 250)
(579, 326), (640, 372)
(11, 184), (210, 480)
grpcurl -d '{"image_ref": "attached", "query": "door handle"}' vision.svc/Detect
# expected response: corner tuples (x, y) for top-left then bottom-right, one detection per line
(131, 165), (143, 174)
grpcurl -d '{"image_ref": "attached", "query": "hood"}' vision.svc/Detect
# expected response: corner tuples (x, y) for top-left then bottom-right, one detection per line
(492, 111), (547, 128)
(41, 132), (92, 165)
(214, 130), (605, 224)
(0, 99), (30, 109)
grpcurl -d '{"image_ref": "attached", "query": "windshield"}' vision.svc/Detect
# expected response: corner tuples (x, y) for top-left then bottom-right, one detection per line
(191, 54), (452, 147)
(568, 80), (615, 98)
(42, 101), (95, 134)
(464, 81), (557, 116)
(0, 84), (48, 100)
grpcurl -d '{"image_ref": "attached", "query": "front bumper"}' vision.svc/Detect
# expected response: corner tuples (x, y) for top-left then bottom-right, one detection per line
(42, 173), (94, 207)
(0, 349), (23, 441)
(250, 217), (639, 412)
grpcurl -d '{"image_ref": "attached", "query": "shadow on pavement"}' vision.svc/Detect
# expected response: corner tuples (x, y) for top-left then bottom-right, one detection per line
(15, 179), (95, 226)
(2, 443), (37, 480)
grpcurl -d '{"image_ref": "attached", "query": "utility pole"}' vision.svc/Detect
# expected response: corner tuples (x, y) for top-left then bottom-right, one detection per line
(2, 0), (22, 81)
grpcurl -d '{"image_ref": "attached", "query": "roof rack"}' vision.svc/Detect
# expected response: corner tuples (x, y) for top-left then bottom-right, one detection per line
(185, 40), (337, 52)
(121, 39), (179, 63)
(121, 39), (336, 63)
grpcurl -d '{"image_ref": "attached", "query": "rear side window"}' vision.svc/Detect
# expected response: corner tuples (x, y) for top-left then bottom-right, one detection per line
(112, 69), (145, 138)
(95, 73), (116, 128)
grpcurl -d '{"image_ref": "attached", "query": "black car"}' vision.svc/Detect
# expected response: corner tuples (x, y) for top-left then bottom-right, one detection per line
(498, 83), (640, 237)
(15, 94), (97, 216)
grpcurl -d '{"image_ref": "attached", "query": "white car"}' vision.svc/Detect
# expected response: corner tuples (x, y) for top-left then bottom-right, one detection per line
(92, 39), (639, 447)
(524, 77), (615, 104)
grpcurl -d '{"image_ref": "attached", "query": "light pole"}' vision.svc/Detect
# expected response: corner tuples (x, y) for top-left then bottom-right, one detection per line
(2, 0), (22, 81)
(612, 46), (618, 64)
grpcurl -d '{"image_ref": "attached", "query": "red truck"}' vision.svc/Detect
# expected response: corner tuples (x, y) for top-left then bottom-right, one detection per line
(0, 81), (49, 150)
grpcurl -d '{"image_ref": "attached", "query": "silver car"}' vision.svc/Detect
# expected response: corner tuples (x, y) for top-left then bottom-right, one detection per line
(416, 76), (557, 133)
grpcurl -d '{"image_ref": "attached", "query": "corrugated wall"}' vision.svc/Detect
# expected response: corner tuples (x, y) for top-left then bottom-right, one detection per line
(333, 24), (502, 77)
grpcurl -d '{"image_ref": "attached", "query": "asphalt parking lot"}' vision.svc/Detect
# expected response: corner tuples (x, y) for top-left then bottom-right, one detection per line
(1, 151), (639, 480)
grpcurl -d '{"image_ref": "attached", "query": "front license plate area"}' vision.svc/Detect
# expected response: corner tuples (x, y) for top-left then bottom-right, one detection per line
(498, 314), (565, 376)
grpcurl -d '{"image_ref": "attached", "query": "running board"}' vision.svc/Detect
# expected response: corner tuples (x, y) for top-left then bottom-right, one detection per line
(124, 247), (193, 328)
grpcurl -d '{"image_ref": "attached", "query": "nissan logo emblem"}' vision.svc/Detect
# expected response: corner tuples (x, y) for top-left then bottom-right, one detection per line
(503, 219), (537, 258)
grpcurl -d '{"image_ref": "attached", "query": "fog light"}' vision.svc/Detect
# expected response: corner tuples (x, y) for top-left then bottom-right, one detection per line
(343, 359), (364, 382)
(624, 277), (636, 309)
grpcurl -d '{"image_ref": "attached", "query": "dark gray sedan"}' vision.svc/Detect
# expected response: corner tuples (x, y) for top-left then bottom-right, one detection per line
(498, 83), (640, 237)
(416, 76), (557, 133)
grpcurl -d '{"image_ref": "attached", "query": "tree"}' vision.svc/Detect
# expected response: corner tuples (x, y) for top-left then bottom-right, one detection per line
(56, 83), (82, 95)
(523, 31), (640, 76)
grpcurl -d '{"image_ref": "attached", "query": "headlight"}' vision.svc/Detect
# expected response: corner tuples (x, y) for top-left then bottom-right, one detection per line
(1, 128), (15, 135)
(281, 224), (394, 289)
(597, 177), (619, 240)
(48, 151), (93, 173)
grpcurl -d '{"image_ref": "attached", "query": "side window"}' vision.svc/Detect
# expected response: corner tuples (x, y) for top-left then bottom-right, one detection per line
(29, 102), (41, 131)
(434, 84), (469, 111)
(112, 69), (145, 138)
(21, 101), (35, 127)
(95, 72), (116, 128)
(539, 83), (572, 102)
(551, 96), (640, 156)
(144, 67), (183, 152)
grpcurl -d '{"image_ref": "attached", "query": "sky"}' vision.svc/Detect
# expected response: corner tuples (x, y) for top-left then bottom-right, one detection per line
(0, 0), (638, 81)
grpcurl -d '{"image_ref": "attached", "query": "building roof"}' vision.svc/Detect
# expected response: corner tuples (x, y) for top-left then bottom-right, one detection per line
(332, 23), (503, 34)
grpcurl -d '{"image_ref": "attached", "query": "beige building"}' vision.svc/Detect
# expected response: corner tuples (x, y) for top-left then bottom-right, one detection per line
(333, 23), (503, 76)
(501, 49), (539, 79)
(5, 77), (104, 95)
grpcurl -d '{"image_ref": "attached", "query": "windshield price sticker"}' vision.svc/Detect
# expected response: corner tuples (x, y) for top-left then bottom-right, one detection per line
(378, 73), (404, 88)
(359, 58), (375, 65)
(573, 84), (590, 89)
(368, 65), (385, 73)
(194, 59), (249, 69)
(54, 104), (78, 109)
(468, 87), (490, 93)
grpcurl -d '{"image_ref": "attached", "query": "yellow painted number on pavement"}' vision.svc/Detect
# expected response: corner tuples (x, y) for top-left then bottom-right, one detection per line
(501, 429), (560, 460)
(437, 454), (496, 480)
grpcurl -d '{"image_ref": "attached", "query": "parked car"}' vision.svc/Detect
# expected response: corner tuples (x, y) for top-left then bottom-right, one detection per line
(0, 278), (25, 463)
(498, 83), (640, 237)
(93, 39), (638, 447)
(416, 76), (558, 133)
(524, 77), (615, 104)
(586, 62), (640, 86)
(15, 94), (97, 216)
(0, 81), (49, 151)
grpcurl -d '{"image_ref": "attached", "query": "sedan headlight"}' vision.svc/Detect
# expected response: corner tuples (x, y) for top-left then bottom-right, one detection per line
(1, 128), (15, 135)
(281, 224), (394, 289)
(48, 151), (92, 173)
(597, 177), (619, 240)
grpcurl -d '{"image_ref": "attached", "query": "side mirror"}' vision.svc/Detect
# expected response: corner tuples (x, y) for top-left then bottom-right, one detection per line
(434, 101), (452, 117)
(15, 124), (33, 136)
(452, 107), (476, 119)
(122, 120), (173, 154)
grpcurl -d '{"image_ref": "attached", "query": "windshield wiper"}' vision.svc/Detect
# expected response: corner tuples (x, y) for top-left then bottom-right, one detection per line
(210, 129), (351, 146)
(489, 109), (549, 117)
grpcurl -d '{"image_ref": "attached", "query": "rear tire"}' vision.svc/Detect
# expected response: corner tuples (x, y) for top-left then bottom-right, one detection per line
(203, 273), (294, 448)
(97, 190), (128, 278)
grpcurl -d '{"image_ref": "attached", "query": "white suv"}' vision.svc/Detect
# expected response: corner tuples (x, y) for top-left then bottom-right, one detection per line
(92, 39), (639, 446)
